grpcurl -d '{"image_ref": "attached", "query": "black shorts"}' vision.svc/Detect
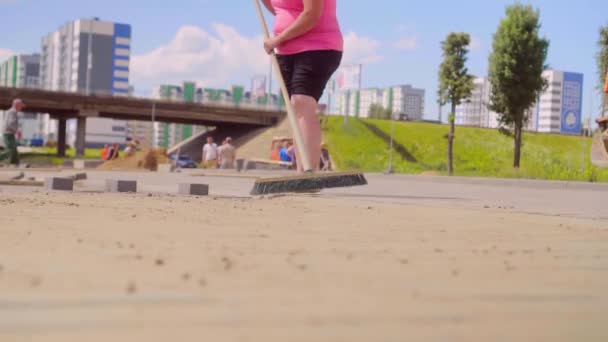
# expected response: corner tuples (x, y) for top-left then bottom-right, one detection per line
(276, 50), (342, 102)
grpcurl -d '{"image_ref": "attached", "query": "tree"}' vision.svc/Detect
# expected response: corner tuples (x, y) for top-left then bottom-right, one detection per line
(488, 3), (549, 168)
(596, 24), (608, 116)
(438, 33), (475, 176)
(368, 103), (392, 120)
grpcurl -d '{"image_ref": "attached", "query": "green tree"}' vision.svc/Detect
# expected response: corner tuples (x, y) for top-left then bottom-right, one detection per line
(597, 24), (608, 116)
(369, 103), (392, 120)
(488, 3), (549, 168)
(438, 33), (475, 176)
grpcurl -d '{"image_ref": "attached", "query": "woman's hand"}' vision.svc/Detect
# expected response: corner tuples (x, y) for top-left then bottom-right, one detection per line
(261, 0), (324, 54)
(268, 0), (323, 49)
(264, 36), (281, 54)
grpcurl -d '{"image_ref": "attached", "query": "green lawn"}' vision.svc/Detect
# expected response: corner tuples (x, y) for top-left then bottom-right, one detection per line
(19, 148), (102, 166)
(322, 116), (608, 182)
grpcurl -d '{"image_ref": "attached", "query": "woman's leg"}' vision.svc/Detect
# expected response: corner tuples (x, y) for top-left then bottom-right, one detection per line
(282, 50), (341, 173)
(291, 94), (321, 173)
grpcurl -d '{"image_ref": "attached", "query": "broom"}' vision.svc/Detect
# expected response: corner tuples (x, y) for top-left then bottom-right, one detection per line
(250, 0), (367, 195)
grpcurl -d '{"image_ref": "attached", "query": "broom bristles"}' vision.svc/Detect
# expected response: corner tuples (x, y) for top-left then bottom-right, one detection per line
(250, 172), (367, 195)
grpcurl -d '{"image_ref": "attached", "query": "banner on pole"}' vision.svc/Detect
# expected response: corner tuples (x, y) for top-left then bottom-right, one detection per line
(336, 64), (362, 91)
(251, 75), (267, 100)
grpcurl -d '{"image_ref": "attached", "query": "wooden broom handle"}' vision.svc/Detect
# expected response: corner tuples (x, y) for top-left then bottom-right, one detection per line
(252, 0), (313, 172)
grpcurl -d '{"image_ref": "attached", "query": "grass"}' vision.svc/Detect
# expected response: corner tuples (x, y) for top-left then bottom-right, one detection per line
(322, 116), (608, 182)
(18, 148), (102, 166)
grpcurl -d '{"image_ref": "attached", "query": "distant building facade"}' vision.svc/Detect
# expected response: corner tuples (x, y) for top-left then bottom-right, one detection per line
(455, 77), (500, 129)
(0, 54), (51, 144)
(456, 70), (584, 135)
(40, 18), (132, 147)
(336, 84), (425, 120)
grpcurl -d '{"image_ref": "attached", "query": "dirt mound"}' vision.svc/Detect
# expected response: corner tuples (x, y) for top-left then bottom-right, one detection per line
(97, 149), (169, 171)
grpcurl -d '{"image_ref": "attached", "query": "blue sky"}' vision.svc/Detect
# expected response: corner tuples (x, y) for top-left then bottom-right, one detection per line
(1, 0), (607, 121)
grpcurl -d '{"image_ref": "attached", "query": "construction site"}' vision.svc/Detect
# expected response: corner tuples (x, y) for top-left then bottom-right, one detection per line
(1, 111), (608, 341)
(2, 0), (608, 340)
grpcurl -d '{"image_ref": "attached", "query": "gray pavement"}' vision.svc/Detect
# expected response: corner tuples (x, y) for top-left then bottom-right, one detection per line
(0, 168), (606, 221)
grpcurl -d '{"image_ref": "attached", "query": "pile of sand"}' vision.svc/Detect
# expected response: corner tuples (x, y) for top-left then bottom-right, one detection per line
(96, 149), (169, 171)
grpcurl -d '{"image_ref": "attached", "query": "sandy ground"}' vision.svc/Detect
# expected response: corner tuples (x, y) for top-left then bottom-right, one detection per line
(1, 186), (607, 341)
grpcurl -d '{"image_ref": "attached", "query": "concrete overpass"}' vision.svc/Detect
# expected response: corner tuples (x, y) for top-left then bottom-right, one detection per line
(0, 87), (285, 156)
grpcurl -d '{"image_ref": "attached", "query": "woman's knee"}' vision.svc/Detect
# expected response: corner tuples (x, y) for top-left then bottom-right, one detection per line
(291, 95), (318, 118)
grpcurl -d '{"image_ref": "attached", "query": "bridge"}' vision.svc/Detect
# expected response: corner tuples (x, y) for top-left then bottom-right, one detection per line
(0, 87), (285, 156)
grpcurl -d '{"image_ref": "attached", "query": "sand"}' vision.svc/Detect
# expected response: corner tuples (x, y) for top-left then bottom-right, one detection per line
(96, 149), (169, 171)
(0, 191), (607, 341)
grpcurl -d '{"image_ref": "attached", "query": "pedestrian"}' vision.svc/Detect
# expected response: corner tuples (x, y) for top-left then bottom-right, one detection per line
(320, 142), (331, 171)
(1, 99), (25, 167)
(110, 143), (120, 159)
(279, 140), (292, 163)
(286, 141), (297, 169)
(202, 136), (218, 168)
(261, 0), (343, 173)
(123, 141), (136, 157)
(101, 144), (109, 161)
(218, 137), (237, 169)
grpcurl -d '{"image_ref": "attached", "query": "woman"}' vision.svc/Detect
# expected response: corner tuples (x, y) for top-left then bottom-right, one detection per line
(261, 0), (343, 172)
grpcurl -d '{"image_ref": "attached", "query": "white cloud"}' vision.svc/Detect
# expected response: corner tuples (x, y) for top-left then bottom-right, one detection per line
(342, 32), (383, 65)
(131, 25), (383, 93)
(470, 37), (482, 51)
(0, 48), (15, 62)
(393, 36), (417, 50)
(131, 24), (268, 93)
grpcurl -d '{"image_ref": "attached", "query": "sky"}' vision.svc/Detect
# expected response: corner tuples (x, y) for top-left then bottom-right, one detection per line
(1, 0), (607, 121)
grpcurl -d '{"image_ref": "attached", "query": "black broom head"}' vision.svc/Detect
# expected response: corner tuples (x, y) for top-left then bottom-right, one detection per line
(250, 171), (367, 195)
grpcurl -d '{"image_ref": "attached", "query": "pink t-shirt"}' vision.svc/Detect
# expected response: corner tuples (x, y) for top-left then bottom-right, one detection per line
(271, 0), (343, 55)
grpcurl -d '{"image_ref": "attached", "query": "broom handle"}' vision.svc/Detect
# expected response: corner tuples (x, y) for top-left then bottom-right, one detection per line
(253, 0), (313, 172)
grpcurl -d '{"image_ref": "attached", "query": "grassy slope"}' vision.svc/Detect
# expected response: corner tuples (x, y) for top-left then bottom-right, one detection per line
(19, 148), (102, 166)
(323, 116), (608, 182)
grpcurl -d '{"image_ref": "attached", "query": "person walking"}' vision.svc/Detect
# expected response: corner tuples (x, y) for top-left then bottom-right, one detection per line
(218, 137), (237, 169)
(202, 136), (219, 168)
(261, 0), (343, 173)
(1, 99), (25, 167)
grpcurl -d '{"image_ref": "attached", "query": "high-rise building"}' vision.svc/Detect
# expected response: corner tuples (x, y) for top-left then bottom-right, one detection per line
(40, 18), (132, 147)
(359, 88), (384, 118)
(533, 70), (584, 135)
(0, 54), (41, 88)
(40, 18), (131, 95)
(456, 71), (584, 135)
(336, 84), (425, 120)
(455, 78), (499, 128)
(384, 85), (425, 120)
